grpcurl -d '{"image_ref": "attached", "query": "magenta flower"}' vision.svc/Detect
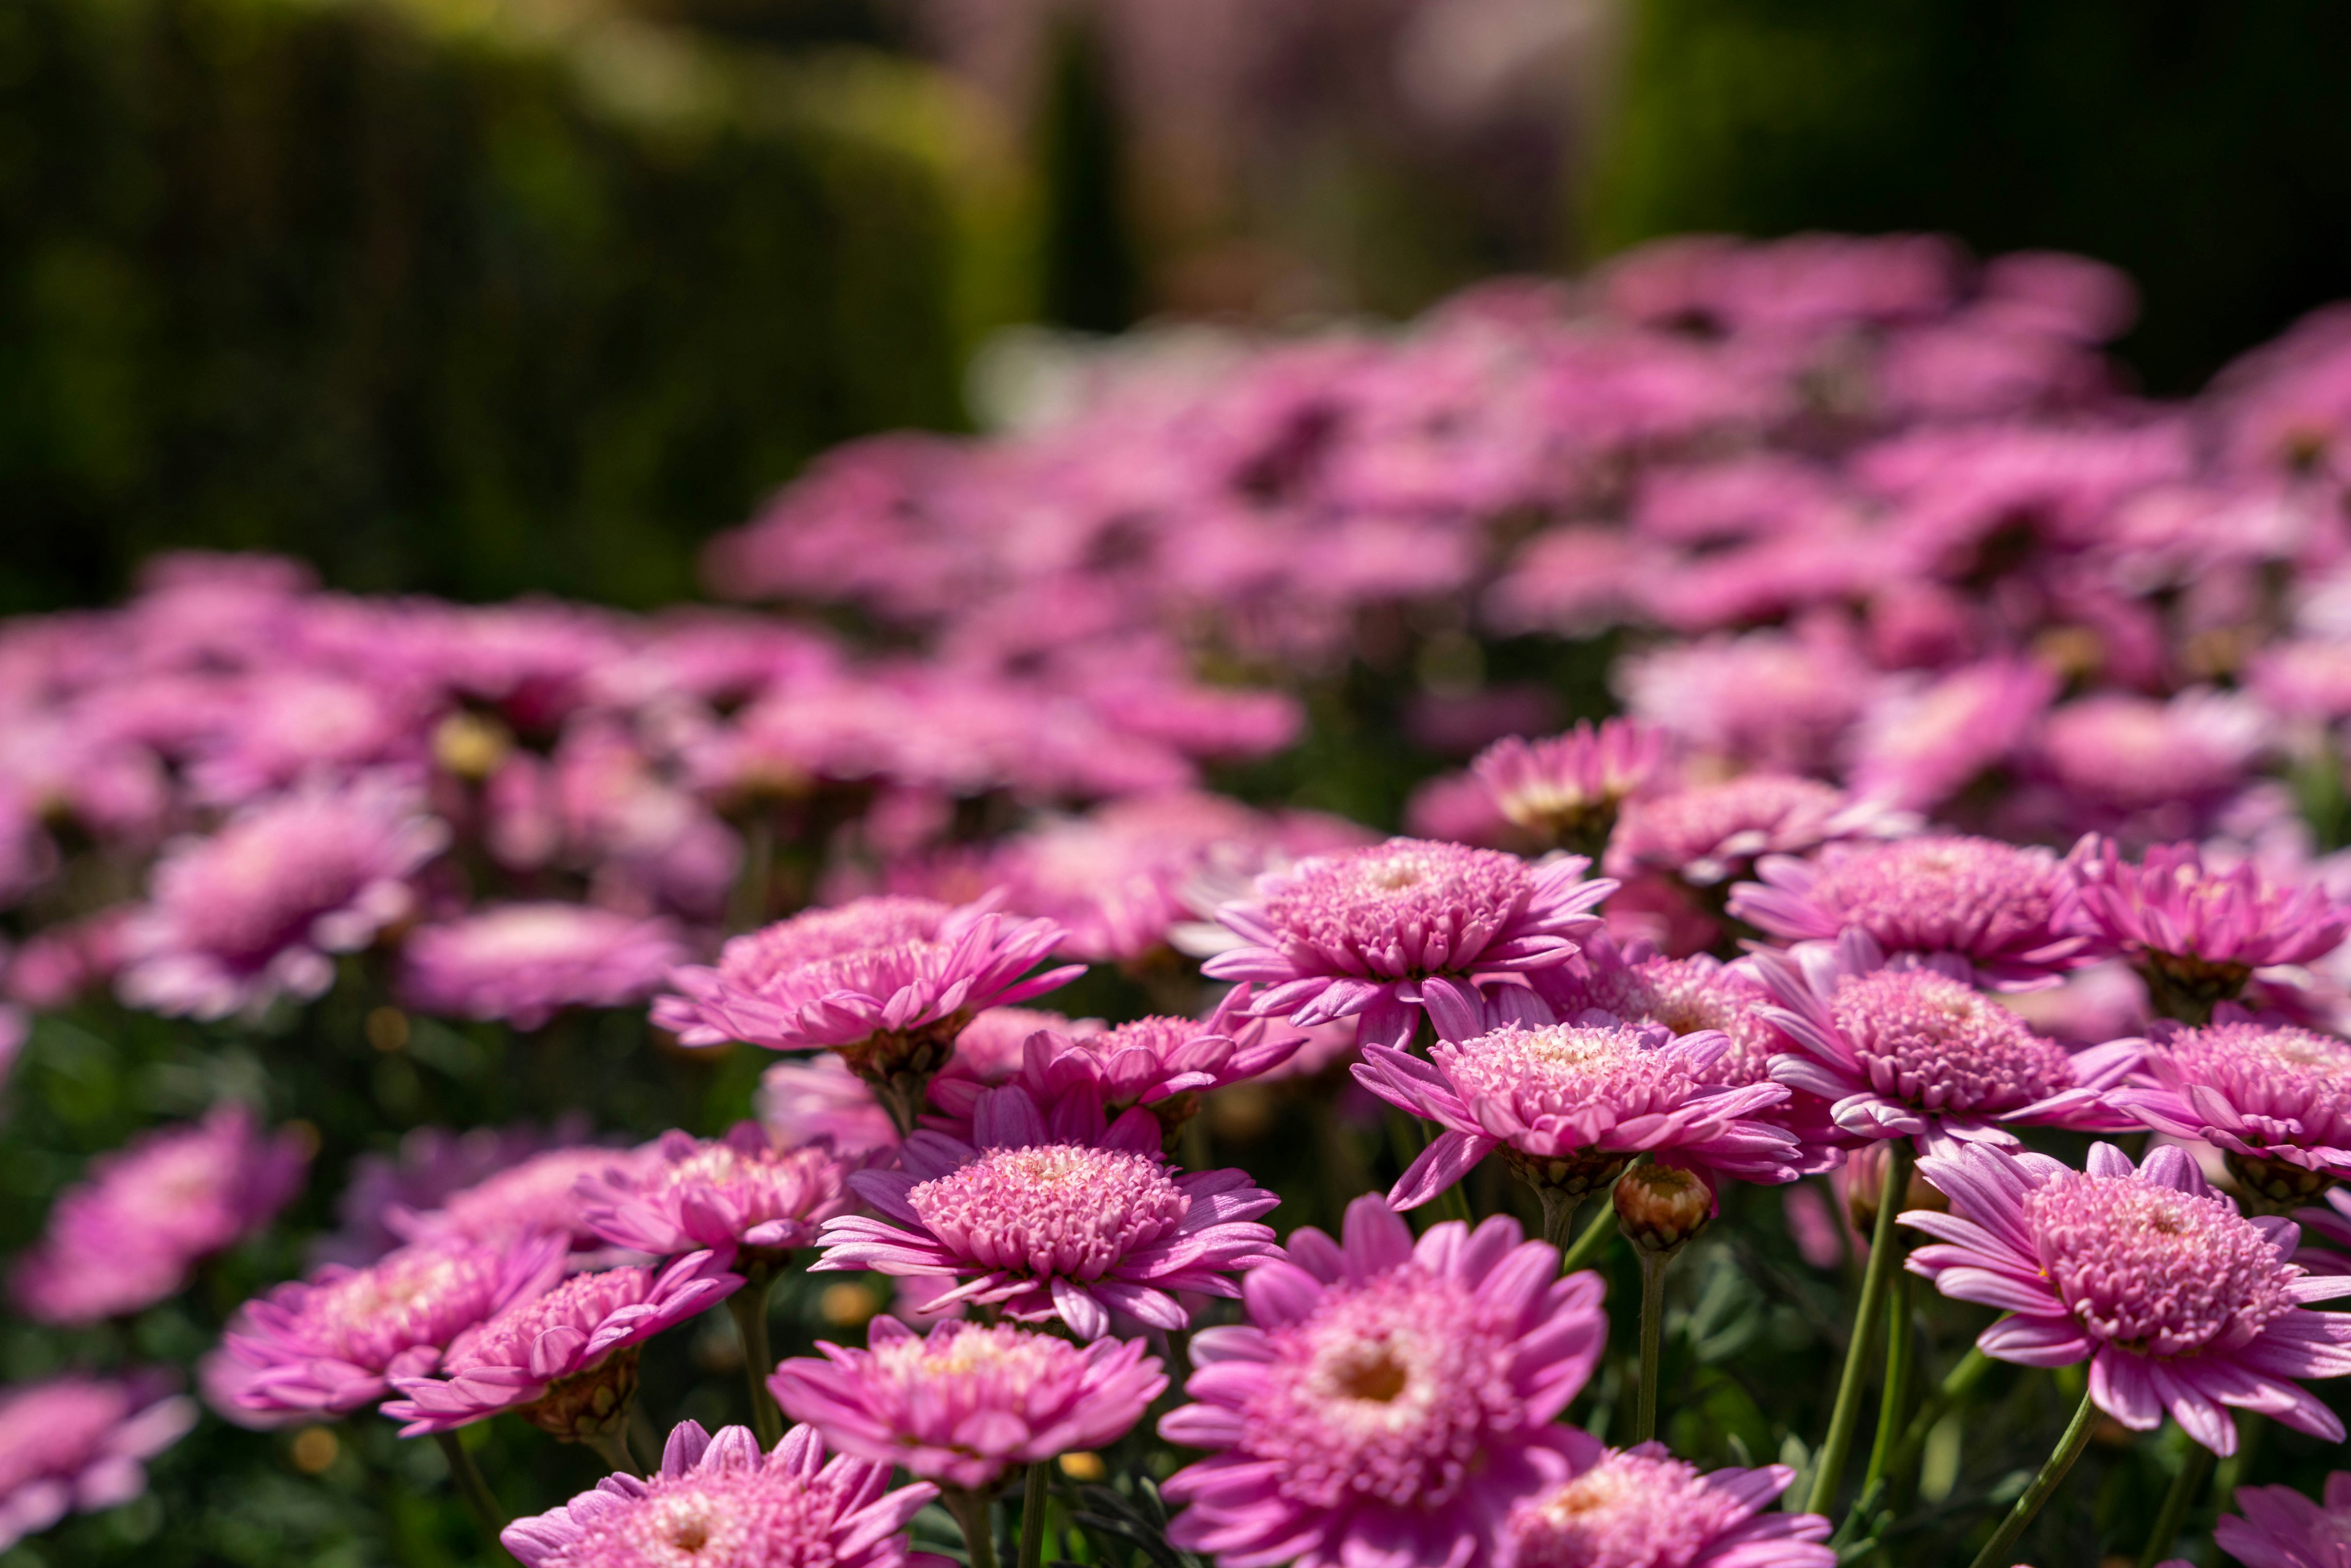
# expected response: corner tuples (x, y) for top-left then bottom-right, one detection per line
(759, 1056), (901, 1159)
(0, 1374), (197, 1551)
(812, 1085), (1280, 1340)
(1495, 1445), (1835, 1568)
(389, 1143), (663, 1258)
(116, 775), (446, 1019)
(503, 1419), (937, 1568)
(12, 1104), (310, 1324)
(1202, 838), (1613, 1049)
(1731, 835), (2092, 991)
(2071, 838), (2351, 1020)
(1902, 1141), (2351, 1455)
(208, 1232), (569, 1424)
(1355, 1015), (1807, 1212)
(2112, 1016), (2351, 1209)
(1469, 718), (1668, 852)
(1607, 774), (1912, 888)
(2210, 1472), (2351, 1567)
(398, 903), (686, 1030)
(578, 1123), (855, 1266)
(1844, 656), (2057, 813)
(384, 1253), (743, 1437)
(317, 1120), (596, 1267)
(1158, 1195), (1607, 1568)
(770, 1314), (1166, 1490)
(1753, 931), (2138, 1147)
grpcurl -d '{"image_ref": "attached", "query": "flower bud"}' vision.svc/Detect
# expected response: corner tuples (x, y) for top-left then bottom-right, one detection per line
(1613, 1164), (1715, 1255)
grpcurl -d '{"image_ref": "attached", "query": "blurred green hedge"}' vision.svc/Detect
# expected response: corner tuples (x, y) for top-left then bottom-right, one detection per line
(0, 0), (1016, 612)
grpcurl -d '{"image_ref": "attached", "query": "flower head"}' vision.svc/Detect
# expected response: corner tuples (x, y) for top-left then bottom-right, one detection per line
(1471, 719), (1668, 853)
(1607, 775), (1911, 888)
(399, 904), (686, 1030)
(758, 1056), (901, 1160)
(1158, 1195), (1607, 1568)
(2210, 1471), (2351, 1568)
(579, 1124), (856, 1265)
(391, 1143), (663, 1258)
(1902, 1140), (2351, 1454)
(813, 1085), (1280, 1340)
(1496, 1445), (1834, 1568)
(770, 1314), (1166, 1491)
(0, 1374), (197, 1552)
(503, 1419), (937, 1568)
(2113, 1016), (2351, 1206)
(1204, 838), (1612, 1049)
(1731, 835), (2091, 991)
(2072, 839), (2351, 1020)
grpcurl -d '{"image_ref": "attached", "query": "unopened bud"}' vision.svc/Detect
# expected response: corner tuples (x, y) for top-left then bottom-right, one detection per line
(1614, 1164), (1715, 1255)
(1843, 1144), (1948, 1234)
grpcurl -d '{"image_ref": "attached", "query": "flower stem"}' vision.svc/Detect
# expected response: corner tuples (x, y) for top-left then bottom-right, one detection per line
(2136, 1439), (2214, 1568)
(432, 1430), (508, 1539)
(1017, 1460), (1051, 1568)
(727, 1269), (784, 1448)
(1963, 1387), (2100, 1568)
(943, 1487), (999, 1568)
(1537, 1186), (1583, 1250)
(1805, 1141), (1911, 1515)
(1859, 1269), (1914, 1499)
(585, 1425), (642, 1478)
(1634, 1247), (1671, 1444)
(1558, 1200), (1615, 1272)
(1837, 1345), (1993, 1540)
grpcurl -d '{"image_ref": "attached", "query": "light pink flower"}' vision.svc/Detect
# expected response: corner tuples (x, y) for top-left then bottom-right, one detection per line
(1158, 1195), (1607, 1568)
(812, 1085), (1280, 1340)
(2113, 1015), (2351, 1207)
(1903, 1140), (2351, 1455)
(0, 1374), (197, 1551)
(2210, 1471), (2351, 1567)
(313, 1120), (591, 1268)
(503, 1419), (937, 1568)
(1845, 656), (2058, 812)
(1469, 719), (1669, 851)
(184, 669), (422, 805)
(1608, 775), (1912, 888)
(1496, 1445), (1835, 1568)
(2071, 838), (2350, 1016)
(1615, 625), (1878, 775)
(399, 904), (687, 1030)
(759, 1056), (902, 1159)
(2036, 689), (2270, 829)
(579, 1123), (855, 1264)
(389, 1142), (664, 1258)
(770, 1314), (1166, 1490)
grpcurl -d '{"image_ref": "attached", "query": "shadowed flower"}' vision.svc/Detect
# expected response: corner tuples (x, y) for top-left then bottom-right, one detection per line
(812, 1085), (1279, 1340)
(1158, 1195), (1607, 1568)
(1845, 656), (2057, 813)
(2113, 1015), (2351, 1211)
(1496, 1444), (1835, 1568)
(1470, 719), (1668, 855)
(2208, 1471), (2351, 1567)
(0, 1374), (197, 1552)
(1203, 838), (1613, 1049)
(759, 1056), (902, 1159)
(313, 1120), (591, 1269)
(578, 1123), (855, 1267)
(1607, 775), (1911, 889)
(1902, 1141), (2351, 1455)
(502, 1419), (937, 1568)
(390, 1143), (662, 1259)
(399, 904), (687, 1031)
(770, 1314), (1166, 1491)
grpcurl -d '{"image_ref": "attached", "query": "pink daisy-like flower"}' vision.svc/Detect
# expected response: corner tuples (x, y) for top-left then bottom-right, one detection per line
(389, 1142), (663, 1258)
(1607, 775), (1912, 889)
(1355, 1014), (1806, 1215)
(759, 1056), (902, 1159)
(579, 1123), (855, 1266)
(1753, 931), (2138, 1147)
(2113, 1015), (2351, 1210)
(1494, 1444), (1835, 1568)
(1731, 835), (2092, 991)
(1902, 1140), (2351, 1455)
(207, 1232), (569, 1424)
(12, 1104), (311, 1324)
(384, 1253), (743, 1438)
(1158, 1195), (1607, 1568)
(1202, 838), (1613, 1050)
(316, 1120), (593, 1268)
(502, 1419), (937, 1568)
(770, 1313), (1166, 1491)
(2209, 1472), (2351, 1567)
(398, 904), (687, 1031)
(1469, 719), (1669, 854)
(0, 1373), (197, 1552)
(812, 1085), (1280, 1340)
(116, 775), (447, 1019)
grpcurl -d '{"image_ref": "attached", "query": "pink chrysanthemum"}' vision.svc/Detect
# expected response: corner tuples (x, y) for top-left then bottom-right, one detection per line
(1470, 719), (1669, 852)
(399, 904), (687, 1030)
(812, 1086), (1280, 1340)
(0, 1374), (197, 1552)
(2209, 1472), (2351, 1567)
(1495, 1445), (1835, 1568)
(316, 1120), (593, 1268)
(1607, 775), (1912, 888)
(2113, 1016), (2351, 1209)
(116, 775), (447, 1019)
(384, 1253), (742, 1437)
(2071, 838), (2351, 1019)
(1902, 1141), (2351, 1455)
(503, 1419), (937, 1568)
(1355, 1014), (1805, 1212)
(1202, 838), (1613, 1049)
(208, 1233), (568, 1423)
(389, 1142), (663, 1258)
(579, 1123), (855, 1266)
(1754, 931), (2138, 1147)
(770, 1313), (1166, 1490)
(1158, 1195), (1607, 1568)
(759, 1056), (902, 1159)
(12, 1104), (310, 1324)
(1843, 656), (2057, 814)
(1731, 835), (2091, 991)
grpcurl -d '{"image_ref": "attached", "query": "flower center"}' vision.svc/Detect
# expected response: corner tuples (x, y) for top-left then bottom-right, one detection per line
(1258, 840), (1535, 978)
(869, 1321), (1071, 1391)
(2170, 1023), (2351, 1148)
(1436, 1023), (1698, 1130)
(1829, 969), (2071, 1113)
(2023, 1172), (2296, 1357)
(908, 1144), (1189, 1280)
(1810, 837), (2059, 957)
(1503, 1452), (1744, 1568)
(570, 1470), (841, 1567)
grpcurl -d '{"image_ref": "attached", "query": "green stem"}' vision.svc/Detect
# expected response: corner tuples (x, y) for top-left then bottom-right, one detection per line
(2137, 1440), (2215, 1568)
(433, 1430), (509, 1540)
(1538, 1187), (1582, 1251)
(1635, 1247), (1671, 1444)
(1805, 1141), (1912, 1516)
(1964, 1389), (2101, 1568)
(1860, 1269), (1914, 1500)
(1837, 1345), (1994, 1540)
(1558, 1201), (1616, 1274)
(943, 1488), (999, 1568)
(1017, 1461), (1051, 1568)
(727, 1270), (784, 1448)
(585, 1425), (642, 1479)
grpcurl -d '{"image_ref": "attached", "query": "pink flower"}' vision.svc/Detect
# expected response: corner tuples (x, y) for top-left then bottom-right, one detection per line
(2113, 1016), (2351, 1206)
(2071, 838), (2351, 1016)
(579, 1123), (855, 1264)
(1902, 1140), (2351, 1455)
(2035, 689), (2270, 830)
(812, 1085), (1280, 1340)
(208, 1233), (568, 1423)
(0, 1374), (197, 1551)
(1469, 719), (1669, 851)
(389, 1143), (664, 1258)
(1496, 1445), (1835, 1568)
(398, 904), (687, 1030)
(770, 1314), (1166, 1490)
(2210, 1472), (2351, 1567)
(1355, 1015), (1806, 1212)
(1615, 626), (1877, 775)
(1608, 775), (1912, 888)
(1731, 835), (2091, 991)
(1845, 657), (2058, 812)
(184, 669), (422, 805)
(1754, 932), (2139, 1148)
(314, 1120), (591, 1268)
(12, 1104), (310, 1324)
(503, 1419), (937, 1568)
(384, 1253), (743, 1436)
(1202, 838), (1613, 1049)
(1158, 1195), (1607, 1568)
(116, 775), (447, 1019)
(759, 1056), (902, 1159)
